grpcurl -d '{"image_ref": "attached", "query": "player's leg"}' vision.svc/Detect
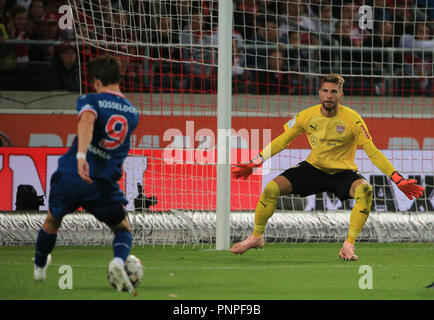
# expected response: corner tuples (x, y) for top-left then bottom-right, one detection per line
(230, 175), (293, 254)
(253, 175), (292, 237)
(34, 171), (74, 281)
(339, 179), (373, 261)
(87, 183), (134, 292)
(92, 213), (134, 292)
(347, 179), (373, 244)
(231, 161), (327, 254)
(109, 214), (133, 269)
(107, 214), (134, 293)
(34, 210), (60, 281)
(91, 207), (134, 292)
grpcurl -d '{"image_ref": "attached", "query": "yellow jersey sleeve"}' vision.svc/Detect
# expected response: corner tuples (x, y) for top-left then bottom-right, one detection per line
(260, 113), (304, 160)
(283, 112), (305, 136)
(352, 116), (373, 146)
(362, 140), (396, 177)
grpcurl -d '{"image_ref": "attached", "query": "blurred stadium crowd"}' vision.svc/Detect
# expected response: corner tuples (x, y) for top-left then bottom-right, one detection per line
(0, 0), (433, 95)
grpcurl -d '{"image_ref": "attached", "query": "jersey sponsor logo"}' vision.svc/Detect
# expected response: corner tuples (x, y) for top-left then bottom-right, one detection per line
(88, 144), (111, 160)
(310, 135), (318, 146)
(360, 125), (371, 139)
(336, 124), (345, 135)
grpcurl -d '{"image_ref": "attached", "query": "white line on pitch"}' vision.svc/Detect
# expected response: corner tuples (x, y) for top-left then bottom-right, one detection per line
(0, 261), (432, 271)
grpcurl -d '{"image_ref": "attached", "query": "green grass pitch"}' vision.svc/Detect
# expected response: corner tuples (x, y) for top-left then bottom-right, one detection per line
(0, 243), (433, 300)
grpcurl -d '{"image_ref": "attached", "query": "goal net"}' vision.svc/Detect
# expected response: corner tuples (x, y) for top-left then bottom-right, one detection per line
(4, 0), (433, 246)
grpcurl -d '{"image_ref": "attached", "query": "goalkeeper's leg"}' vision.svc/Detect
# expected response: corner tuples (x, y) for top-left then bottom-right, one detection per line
(339, 181), (373, 261)
(231, 176), (292, 254)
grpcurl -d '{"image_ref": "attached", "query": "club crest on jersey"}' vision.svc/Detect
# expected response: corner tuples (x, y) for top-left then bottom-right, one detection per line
(336, 124), (345, 135)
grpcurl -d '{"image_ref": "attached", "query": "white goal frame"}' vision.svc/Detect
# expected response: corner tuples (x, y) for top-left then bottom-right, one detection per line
(216, 0), (233, 251)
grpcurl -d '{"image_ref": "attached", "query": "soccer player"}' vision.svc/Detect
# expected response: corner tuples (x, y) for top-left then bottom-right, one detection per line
(33, 55), (139, 291)
(231, 74), (425, 260)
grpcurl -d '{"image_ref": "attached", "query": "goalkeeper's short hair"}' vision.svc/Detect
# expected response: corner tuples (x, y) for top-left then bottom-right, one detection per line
(320, 74), (345, 90)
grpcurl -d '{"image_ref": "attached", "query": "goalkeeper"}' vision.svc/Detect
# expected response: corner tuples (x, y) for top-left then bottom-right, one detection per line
(231, 74), (425, 260)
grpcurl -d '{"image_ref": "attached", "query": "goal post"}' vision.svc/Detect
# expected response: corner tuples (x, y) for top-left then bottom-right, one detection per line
(216, 0), (233, 251)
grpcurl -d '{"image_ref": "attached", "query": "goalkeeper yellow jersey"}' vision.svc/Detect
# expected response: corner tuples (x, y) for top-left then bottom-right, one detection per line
(283, 104), (373, 174)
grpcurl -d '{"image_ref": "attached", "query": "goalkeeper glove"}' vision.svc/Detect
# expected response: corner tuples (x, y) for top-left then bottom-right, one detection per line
(391, 171), (425, 200)
(231, 154), (264, 179)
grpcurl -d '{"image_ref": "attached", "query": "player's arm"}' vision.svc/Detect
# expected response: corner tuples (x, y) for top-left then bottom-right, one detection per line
(362, 140), (425, 200)
(232, 116), (303, 179)
(77, 111), (96, 183)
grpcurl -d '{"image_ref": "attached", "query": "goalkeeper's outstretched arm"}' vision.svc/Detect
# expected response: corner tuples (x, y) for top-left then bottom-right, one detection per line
(231, 129), (299, 179)
(362, 140), (425, 200)
(259, 130), (294, 162)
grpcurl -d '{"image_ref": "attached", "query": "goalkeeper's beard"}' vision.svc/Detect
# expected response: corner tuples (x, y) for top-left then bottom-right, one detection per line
(322, 101), (338, 113)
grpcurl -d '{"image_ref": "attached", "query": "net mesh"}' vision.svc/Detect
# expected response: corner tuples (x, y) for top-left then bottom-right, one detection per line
(1, 212), (433, 246)
(62, 0), (434, 244)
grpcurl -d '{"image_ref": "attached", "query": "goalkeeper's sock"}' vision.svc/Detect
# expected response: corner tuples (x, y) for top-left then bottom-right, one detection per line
(113, 230), (132, 262)
(346, 183), (373, 244)
(34, 227), (57, 267)
(253, 180), (280, 237)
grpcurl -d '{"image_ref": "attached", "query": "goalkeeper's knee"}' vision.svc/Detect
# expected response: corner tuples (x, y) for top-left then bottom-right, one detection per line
(257, 179), (281, 215)
(354, 183), (373, 213)
(261, 179), (281, 204)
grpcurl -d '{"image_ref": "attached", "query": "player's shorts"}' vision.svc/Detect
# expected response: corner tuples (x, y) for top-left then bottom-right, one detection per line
(48, 170), (128, 227)
(279, 161), (366, 201)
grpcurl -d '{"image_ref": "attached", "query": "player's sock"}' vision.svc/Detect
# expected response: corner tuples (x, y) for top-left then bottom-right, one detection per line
(346, 184), (373, 244)
(113, 230), (132, 263)
(253, 180), (280, 237)
(34, 227), (57, 267)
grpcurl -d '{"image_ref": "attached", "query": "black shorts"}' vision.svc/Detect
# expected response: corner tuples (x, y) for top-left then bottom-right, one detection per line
(280, 161), (366, 201)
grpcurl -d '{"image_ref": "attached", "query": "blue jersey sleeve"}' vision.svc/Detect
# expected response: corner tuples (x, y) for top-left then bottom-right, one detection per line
(77, 94), (99, 119)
